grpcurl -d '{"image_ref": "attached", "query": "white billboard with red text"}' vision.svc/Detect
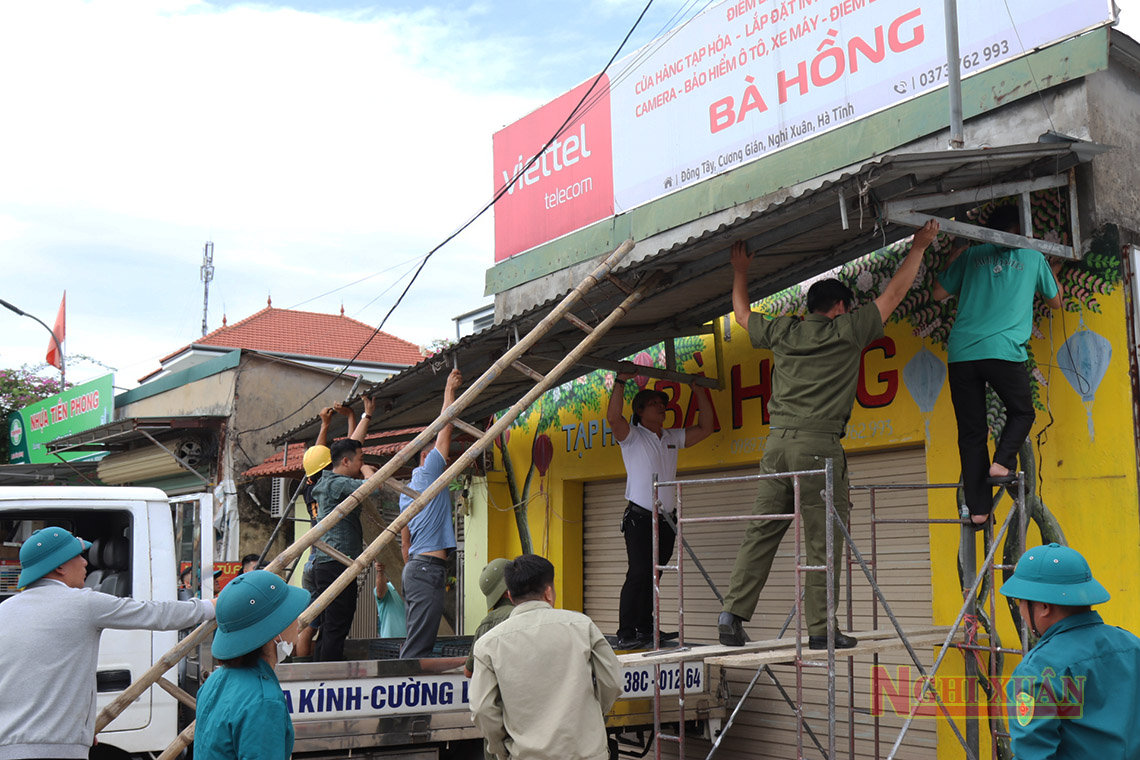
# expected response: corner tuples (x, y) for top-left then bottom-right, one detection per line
(493, 0), (1113, 261)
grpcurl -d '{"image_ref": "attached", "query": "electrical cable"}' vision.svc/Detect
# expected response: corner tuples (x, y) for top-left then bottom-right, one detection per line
(1001, 0), (1059, 134)
(287, 252), (429, 311)
(564, 0), (718, 155)
(236, 0), (660, 439)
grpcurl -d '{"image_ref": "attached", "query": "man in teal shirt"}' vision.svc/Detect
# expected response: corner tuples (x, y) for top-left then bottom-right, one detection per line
(999, 543), (1140, 759)
(934, 205), (1062, 527)
(373, 560), (407, 638)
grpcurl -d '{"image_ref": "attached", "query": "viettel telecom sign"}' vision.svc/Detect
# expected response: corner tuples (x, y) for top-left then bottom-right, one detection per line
(492, 77), (615, 263)
(7, 373), (114, 464)
(491, 0), (1113, 261)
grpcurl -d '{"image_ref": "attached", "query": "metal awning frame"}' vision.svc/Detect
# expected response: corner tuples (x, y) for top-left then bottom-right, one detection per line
(882, 169), (1083, 259)
(46, 416), (226, 455)
(46, 416), (225, 488)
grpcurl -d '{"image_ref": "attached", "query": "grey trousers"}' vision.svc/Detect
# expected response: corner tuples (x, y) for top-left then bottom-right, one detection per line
(400, 556), (447, 658)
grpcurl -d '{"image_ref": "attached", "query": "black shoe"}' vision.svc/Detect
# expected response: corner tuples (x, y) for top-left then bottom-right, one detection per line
(718, 612), (748, 646)
(651, 630), (679, 642)
(615, 634), (652, 650)
(808, 631), (858, 650)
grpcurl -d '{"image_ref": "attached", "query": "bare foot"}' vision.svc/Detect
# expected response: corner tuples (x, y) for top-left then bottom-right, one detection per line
(972, 514), (990, 525)
(989, 462), (1010, 479)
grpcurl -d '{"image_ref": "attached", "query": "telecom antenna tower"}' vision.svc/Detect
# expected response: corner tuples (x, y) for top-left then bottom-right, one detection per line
(200, 241), (215, 337)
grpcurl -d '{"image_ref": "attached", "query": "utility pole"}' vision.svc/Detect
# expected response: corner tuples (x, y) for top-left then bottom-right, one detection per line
(200, 242), (215, 337)
(944, 0), (965, 148)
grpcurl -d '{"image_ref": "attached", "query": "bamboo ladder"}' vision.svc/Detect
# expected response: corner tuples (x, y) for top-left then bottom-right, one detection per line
(94, 239), (654, 758)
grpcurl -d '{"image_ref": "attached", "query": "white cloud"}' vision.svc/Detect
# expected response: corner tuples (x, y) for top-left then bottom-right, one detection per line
(0, 0), (544, 386)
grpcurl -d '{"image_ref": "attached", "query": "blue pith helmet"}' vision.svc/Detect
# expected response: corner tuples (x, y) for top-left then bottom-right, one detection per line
(212, 569), (309, 659)
(18, 527), (91, 588)
(999, 543), (1110, 606)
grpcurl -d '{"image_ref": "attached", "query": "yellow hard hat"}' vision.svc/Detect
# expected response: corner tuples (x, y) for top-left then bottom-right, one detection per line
(303, 445), (332, 477)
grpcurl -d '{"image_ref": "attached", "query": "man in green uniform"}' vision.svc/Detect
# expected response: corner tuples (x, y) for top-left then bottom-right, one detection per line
(464, 558), (515, 760)
(999, 543), (1140, 759)
(719, 221), (940, 649)
(464, 559), (514, 678)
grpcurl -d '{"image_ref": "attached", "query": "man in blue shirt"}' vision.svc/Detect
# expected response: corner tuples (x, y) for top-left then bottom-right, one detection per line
(399, 368), (462, 658)
(999, 543), (1140, 759)
(934, 206), (1062, 527)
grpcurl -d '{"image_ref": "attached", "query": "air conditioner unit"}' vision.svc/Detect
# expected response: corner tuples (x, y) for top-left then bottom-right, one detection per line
(269, 478), (289, 518)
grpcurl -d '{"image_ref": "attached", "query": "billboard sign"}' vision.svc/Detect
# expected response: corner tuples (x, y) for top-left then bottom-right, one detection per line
(492, 0), (1114, 261)
(7, 373), (114, 464)
(493, 78), (615, 262)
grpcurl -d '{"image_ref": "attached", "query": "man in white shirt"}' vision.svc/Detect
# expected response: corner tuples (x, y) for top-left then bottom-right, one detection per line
(605, 371), (715, 649)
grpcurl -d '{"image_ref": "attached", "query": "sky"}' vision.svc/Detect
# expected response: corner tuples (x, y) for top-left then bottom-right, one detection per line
(0, 0), (685, 389)
(0, 0), (1136, 391)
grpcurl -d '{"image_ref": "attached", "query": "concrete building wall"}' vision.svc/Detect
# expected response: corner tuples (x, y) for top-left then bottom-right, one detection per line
(1085, 53), (1140, 236)
(227, 355), (359, 557)
(115, 370), (237, 419)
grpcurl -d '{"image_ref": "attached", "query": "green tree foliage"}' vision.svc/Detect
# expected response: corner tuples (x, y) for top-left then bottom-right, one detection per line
(0, 365), (68, 462)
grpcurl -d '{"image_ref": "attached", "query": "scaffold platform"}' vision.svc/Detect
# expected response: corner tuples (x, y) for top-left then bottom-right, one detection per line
(621, 626), (963, 670)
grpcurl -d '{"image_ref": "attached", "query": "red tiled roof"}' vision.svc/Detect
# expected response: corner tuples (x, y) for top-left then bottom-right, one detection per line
(242, 428), (427, 478)
(150, 306), (423, 376)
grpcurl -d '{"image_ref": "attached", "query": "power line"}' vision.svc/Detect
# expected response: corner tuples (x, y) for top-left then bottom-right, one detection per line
(236, 0), (660, 439)
(295, 0), (707, 323)
(286, 252), (428, 311)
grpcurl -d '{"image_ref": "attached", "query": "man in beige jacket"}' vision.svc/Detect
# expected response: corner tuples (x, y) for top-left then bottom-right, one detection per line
(470, 554), (622, 760)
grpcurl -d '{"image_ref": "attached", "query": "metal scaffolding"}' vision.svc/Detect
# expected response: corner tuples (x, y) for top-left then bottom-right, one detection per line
(646, 461), (1029, 760)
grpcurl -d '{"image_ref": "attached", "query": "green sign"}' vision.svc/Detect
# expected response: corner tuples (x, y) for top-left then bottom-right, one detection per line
(7, 373), (114, 464)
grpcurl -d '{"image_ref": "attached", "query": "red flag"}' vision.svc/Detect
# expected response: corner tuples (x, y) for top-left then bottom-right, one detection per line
(46, 292), (65, 369)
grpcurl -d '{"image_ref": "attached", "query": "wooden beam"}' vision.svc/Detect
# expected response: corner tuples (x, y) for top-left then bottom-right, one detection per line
(563, 312), (594, 334)
(157, 723), (194, 760)
(157, 677), (196, 710)
(312, 540), (354, 568)
(605, 274), (635, 295)
(577, 356), (719, 389)
(452, 419), (485, 439)
(510, 361), (545, 383)
(381, 479), (420, 501)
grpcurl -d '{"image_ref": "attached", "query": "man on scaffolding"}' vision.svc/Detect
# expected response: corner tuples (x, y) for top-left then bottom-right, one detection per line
(718, 221), (940, 649)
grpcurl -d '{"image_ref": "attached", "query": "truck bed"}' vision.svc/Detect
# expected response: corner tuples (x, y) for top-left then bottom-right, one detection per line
(278, 638), (726, 756)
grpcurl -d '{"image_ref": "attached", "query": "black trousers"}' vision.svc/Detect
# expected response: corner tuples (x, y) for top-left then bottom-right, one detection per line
(617, 502), (676, 639)
(312, 560), (358, 662)
(948, 359), (1035, 516)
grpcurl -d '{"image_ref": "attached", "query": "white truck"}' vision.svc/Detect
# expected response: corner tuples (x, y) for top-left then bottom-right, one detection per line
(0, 486), (726, 760)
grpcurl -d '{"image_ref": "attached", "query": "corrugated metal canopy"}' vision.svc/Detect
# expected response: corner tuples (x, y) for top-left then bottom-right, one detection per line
(0, 461), (103, 487)
(47, 416), (227, 454)
(273, 140), (1107, 444)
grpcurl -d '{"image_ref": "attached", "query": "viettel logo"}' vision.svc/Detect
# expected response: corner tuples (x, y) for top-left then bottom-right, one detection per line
(9, 416), (23, 447)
